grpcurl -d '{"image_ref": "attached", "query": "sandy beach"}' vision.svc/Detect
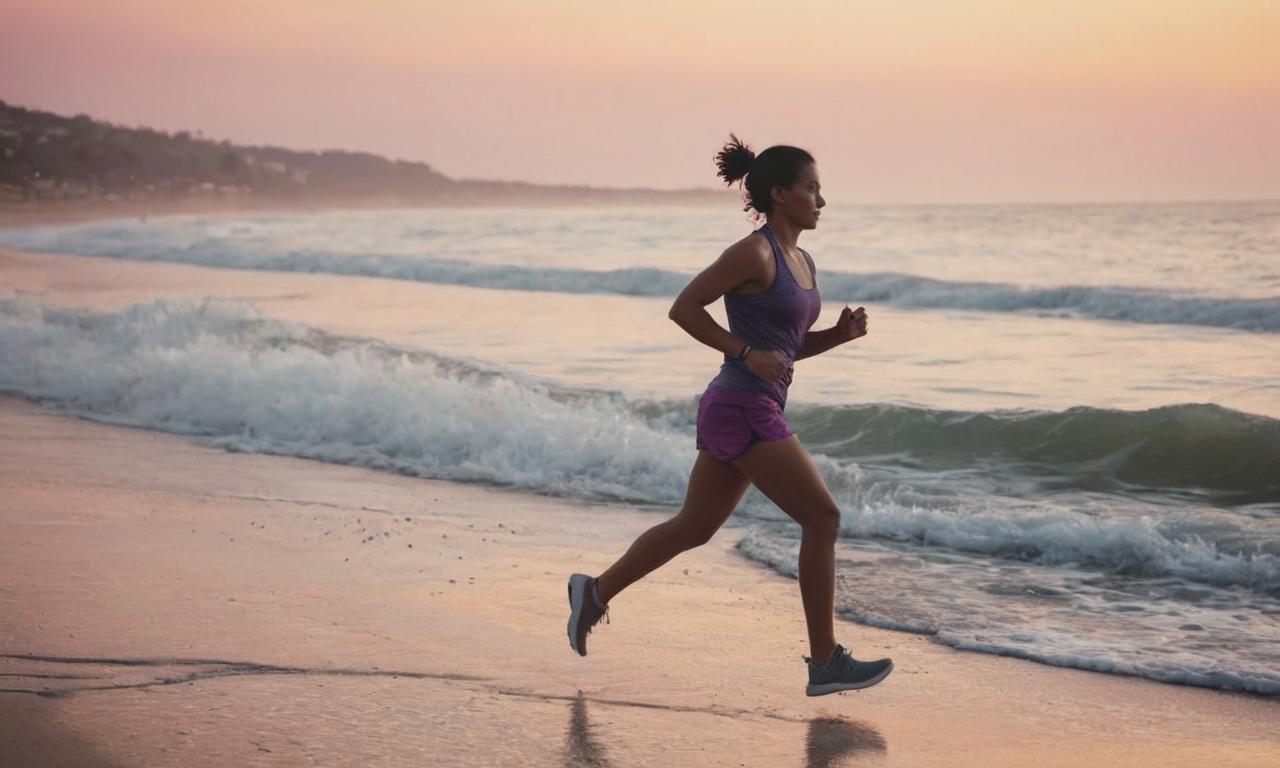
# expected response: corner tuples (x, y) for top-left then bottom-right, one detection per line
(1, 223), (1278, 766)
(1, 393), (1277, 768)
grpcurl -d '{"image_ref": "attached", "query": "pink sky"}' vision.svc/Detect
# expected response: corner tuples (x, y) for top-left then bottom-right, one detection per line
(4, 1), (1278, 203)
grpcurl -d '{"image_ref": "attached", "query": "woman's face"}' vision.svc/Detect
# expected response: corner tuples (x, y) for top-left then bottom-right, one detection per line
(775, 163), (826, 229)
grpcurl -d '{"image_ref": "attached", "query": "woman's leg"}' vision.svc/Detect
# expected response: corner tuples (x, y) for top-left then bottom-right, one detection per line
(595, 449), (751, 604)
(731, 435), (840, 664)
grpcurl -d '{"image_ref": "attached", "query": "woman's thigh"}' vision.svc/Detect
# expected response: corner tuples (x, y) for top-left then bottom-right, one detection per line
(674, 449), (752, 532)
(730, 435), (839, 528)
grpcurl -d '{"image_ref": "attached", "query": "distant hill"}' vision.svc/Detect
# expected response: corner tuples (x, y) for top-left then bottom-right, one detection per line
(0, 100), (727, 206)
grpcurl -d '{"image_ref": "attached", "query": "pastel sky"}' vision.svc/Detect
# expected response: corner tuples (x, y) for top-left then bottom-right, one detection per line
(4, 1), (1278, 203)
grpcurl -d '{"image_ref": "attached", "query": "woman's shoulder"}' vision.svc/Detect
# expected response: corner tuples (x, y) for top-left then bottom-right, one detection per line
(715, 230), (774, 292)
(721, 228), (773, 268)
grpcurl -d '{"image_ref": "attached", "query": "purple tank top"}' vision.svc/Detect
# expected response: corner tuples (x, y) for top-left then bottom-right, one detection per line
(708, 223), (822, 409)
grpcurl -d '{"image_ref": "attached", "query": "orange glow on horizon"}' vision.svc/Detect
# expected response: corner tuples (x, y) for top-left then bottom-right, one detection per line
(4, 1), (1277, 202)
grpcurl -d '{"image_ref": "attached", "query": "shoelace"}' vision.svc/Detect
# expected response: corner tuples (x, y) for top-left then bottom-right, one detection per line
(583, 605), (609, 640)
(804, 644), (849, 669)
(590, 581), (610, 628)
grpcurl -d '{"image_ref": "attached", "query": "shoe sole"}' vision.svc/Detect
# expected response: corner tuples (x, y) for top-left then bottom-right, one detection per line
(804, 660), (894, 696)
(566, 574), (590, 656)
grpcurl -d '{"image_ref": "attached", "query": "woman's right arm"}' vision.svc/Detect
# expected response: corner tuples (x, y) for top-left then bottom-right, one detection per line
(668, 239), (788, 383)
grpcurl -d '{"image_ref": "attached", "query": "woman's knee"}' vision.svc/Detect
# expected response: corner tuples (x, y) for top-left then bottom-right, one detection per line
(803, 504), (841, 540)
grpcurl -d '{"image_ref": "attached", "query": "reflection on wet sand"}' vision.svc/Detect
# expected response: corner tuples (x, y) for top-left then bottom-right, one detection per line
(806, 717), (888, 767)
(563, 693), (612, 767)
(561, 693), (887, 768)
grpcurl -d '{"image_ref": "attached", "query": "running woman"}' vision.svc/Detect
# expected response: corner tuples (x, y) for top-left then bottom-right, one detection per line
(567, 134), (892, 696)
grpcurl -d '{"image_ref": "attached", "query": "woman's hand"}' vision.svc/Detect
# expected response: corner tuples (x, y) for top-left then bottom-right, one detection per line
(836, 305), (868, 342)
(745, 347), (791, 383)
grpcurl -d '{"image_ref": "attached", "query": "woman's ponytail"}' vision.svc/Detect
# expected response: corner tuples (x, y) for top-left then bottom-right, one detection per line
(713, 132), (814, 218)
(714, 133), (755, 186)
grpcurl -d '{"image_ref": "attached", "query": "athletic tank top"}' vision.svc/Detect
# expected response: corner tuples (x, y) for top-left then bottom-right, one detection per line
(707, 223), (822, 409)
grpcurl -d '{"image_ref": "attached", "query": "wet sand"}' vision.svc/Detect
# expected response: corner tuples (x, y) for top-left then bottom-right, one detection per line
(1, 394), (1277, 767)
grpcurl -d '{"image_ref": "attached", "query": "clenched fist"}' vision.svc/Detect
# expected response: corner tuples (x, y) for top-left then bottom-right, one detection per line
(836, 305), (868, 342)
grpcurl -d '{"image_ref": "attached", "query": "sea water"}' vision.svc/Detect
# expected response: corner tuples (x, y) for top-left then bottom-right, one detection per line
(2, 202), (1278, 694)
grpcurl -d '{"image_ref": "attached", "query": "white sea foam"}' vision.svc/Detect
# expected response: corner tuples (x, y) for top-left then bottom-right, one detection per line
(936, 629), (1280, 695)
(836, 499), (1280, 594)
(0, 295), (694, 503)
(734, 461), (1280, 595)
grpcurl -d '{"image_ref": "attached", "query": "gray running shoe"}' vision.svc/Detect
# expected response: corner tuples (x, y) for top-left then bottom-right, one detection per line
(567, 573), (609, 656)
(805, 644), (893, 696)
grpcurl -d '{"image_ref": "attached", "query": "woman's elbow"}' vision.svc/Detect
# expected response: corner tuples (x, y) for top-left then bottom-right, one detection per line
(669, 295), (707, 325)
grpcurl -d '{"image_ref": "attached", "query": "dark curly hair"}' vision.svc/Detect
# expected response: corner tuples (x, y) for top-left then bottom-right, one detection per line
(713, 133), (815, 218)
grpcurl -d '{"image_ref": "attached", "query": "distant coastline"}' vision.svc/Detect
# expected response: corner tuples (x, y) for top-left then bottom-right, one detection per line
(0, 99), (732, 216)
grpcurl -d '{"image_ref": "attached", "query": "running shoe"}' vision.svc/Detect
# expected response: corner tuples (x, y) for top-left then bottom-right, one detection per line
(566, 573), (609, 656)
(804, 643), (893, 696)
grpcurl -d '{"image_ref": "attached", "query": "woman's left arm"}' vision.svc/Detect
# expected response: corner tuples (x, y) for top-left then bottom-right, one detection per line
(795, 306), (868, 361)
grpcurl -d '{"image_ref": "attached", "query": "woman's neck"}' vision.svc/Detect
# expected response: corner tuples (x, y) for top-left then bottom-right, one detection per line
(764, 215), (802, 250)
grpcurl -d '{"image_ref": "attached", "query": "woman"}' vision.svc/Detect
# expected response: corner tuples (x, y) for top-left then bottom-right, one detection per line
(567, 134), (892, 696)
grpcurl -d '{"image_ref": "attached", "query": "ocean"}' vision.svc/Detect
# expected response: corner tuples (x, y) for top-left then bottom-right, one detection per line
(1, 201), (1277, 695)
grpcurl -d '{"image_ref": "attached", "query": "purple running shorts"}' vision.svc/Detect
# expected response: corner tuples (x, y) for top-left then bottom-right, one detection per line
(695, 385), (794, 463)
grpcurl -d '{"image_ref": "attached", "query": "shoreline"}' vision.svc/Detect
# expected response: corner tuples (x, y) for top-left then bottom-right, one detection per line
(1, 396), (1277, 766)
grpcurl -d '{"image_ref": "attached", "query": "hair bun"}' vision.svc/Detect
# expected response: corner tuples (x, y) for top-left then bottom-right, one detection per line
(713, 133), (755, 186)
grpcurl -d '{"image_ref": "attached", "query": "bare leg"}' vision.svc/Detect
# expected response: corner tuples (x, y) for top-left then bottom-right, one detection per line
(595, 450), (751, 604)
(731, 435), (839, 664)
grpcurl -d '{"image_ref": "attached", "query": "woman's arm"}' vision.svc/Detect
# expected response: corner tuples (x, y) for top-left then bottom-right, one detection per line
(668, 238), (792, 383)
(667, 238), (769, 357)
(794, 326), (844, 361)
(795, 306), (868, 361)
